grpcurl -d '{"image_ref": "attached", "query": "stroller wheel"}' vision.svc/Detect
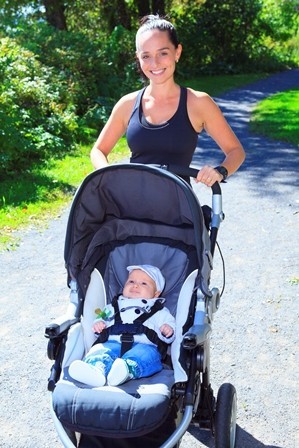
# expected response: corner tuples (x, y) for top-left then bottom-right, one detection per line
(214, 383), (237, 448)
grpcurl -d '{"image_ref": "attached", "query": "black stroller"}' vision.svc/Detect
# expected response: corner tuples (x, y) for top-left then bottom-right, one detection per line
(45, 163), (237, 448)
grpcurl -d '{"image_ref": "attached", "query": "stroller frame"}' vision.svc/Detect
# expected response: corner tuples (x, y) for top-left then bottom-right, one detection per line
(45, 164), (237, 448)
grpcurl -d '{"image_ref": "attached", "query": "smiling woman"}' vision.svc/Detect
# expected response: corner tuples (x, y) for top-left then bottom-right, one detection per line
(135, 15), (181, 81)
(90, 14), (245, 186)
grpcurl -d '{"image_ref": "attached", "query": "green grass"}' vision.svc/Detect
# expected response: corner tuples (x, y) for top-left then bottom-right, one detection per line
(288, 277), (299, 285)
(250, 89), (299, 146)
(0, 138), (129, 250)
(181, 73), (267, 96)
(0, 72), (289, 251)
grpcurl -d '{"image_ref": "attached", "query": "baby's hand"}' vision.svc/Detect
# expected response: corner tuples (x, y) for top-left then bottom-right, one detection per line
(160, 324), (174, 338)
(92, 321), (107, 333)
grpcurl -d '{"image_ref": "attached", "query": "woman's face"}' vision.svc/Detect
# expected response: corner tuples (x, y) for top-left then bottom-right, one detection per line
(136, 29), (182, 84)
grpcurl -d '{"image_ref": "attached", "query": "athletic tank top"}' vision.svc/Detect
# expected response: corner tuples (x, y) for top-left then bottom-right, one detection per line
(126, 86), (198, 167)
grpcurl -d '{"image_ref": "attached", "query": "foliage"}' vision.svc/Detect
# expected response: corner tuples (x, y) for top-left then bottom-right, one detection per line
(250, 89), (299, 146)
(257, 0), (299, 67)
(0, 37), (79, 177)
(3, 19), (110, 113)
(171, 0), (299, 75)
(2, 16), (141, 127)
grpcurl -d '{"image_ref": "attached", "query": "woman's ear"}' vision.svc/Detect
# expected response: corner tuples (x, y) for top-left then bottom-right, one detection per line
(176, 44), (183, 62)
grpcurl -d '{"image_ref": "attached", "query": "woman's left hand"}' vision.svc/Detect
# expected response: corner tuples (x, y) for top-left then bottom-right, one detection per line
(195, 165), (223, 187)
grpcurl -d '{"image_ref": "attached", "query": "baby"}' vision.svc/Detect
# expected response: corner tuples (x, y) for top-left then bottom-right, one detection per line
(69, 265), (175, 387)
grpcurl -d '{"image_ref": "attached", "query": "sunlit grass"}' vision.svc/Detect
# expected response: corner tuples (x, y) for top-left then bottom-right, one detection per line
(0, 138), (130, 250)
(181, 73), (267, 96)
(288, 277), (299, 285)
(250, 89), (299, 146)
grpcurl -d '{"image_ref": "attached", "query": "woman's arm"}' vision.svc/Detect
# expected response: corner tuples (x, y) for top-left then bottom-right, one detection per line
(90, 92), (138, 169)
(188, 90), (246, 186)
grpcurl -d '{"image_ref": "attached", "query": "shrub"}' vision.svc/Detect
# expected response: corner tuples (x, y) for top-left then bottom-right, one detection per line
(3, 20), (141, 131)
(171, 0), (299, 75)
(0, 37), (79, 177)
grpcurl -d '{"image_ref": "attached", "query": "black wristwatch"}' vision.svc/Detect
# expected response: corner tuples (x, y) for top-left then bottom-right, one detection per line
(215, 165), (228, 182)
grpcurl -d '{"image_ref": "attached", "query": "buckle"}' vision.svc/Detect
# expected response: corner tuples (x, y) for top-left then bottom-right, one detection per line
(120, 333), (134, 343)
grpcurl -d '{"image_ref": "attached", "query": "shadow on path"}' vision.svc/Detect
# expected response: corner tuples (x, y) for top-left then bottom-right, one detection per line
(193, 69), (299, 198)
(187, 424), (284, 448)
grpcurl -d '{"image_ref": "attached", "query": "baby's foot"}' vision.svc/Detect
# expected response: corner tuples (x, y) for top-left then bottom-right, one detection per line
(107, 358), (133, 386)
(69, 360), (106, 387)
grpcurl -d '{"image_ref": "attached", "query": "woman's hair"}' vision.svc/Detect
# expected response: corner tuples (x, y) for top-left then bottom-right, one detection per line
(135, 15), (180, 81)
(136, 14), (179, 50)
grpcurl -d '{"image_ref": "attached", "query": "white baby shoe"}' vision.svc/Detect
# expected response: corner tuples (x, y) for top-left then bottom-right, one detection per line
(107, 358), (133, 386)
(69, 360), (106, 387)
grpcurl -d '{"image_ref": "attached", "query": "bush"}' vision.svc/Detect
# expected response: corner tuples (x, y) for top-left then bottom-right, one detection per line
(6, 21), (110, 113)
(0, 37), (79, 177)
(171, 0), (299, 75)
(3, 20), (142, 131)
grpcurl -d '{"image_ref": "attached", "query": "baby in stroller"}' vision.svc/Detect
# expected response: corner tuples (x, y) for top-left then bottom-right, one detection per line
(45, 164), (237, 448)
(69, 264), (175, 387)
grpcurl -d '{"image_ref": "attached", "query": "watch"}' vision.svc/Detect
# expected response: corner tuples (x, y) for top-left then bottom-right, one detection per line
(215, 165), (228, 182)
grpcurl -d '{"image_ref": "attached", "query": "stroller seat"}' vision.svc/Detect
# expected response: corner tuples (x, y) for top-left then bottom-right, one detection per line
(52, 241), (198, 438)
(54, 365), (175, 436)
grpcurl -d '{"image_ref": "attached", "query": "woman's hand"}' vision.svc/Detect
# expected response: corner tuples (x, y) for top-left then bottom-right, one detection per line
(195, 165), (224, 187)
(92, 321), (107, 333)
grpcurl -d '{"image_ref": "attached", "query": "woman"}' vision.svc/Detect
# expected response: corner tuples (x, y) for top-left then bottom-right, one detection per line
(90, 14), (245, 185)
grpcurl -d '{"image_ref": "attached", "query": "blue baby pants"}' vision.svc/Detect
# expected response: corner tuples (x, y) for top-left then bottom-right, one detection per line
(84, 340), (163, 378)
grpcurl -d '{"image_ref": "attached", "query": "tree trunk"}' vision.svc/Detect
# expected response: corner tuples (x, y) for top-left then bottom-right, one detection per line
(43, 0), (67, 30)
(136, 0), (151, 18)
(152, 0), (165, 16)
(100, 0), (132, 32)
(116, 0), (132, 30)
(136, 1), (166, 18)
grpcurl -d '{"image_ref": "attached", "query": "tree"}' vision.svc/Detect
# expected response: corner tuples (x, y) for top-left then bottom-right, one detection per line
(0, 0), (170, 32)
(135, 0), (167, 17)
(96, 0), (132, 32)
(197, 0), (263, 69)
(43, 0), (67, 30)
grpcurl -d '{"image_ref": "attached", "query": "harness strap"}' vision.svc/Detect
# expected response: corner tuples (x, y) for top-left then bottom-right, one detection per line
(93, 297), (168, 357)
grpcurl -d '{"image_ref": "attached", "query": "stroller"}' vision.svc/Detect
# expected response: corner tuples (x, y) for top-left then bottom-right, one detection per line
(45, 163), (237, 448)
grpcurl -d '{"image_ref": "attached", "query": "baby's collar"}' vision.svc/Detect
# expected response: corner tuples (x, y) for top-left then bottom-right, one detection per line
(120, 295), (165, 303)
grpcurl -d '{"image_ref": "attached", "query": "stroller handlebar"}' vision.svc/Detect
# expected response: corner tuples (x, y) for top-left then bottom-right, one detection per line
(163, 164), (222, 195)
(163, 164), (224, 258)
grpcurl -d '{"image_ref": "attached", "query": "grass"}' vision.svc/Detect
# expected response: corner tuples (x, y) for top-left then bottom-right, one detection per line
(0, 72), (292, 251)
(0, 138), (129, 250)
(181, 73), (266, 96)
(288, 277), (299, 285)
(250, 89), (299, 146)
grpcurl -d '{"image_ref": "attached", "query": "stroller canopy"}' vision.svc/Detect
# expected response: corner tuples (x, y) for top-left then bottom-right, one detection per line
(64, 164), (211, 300)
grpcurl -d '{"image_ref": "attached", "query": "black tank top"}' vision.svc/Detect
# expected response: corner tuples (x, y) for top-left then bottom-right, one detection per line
(126, 86), (198, 167)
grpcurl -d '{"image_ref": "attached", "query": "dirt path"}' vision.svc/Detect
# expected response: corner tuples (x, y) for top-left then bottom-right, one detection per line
(0, 70), (298, 448)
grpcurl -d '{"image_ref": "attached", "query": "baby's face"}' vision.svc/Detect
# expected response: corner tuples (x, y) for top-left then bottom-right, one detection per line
(123, 270), (159, 299)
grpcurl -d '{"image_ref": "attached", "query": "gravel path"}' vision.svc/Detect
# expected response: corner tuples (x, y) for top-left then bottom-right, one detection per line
(1, 69), (298, 448)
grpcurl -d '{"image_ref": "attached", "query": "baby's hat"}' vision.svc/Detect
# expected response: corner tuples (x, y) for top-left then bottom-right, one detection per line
(127, 264), (165, 292)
